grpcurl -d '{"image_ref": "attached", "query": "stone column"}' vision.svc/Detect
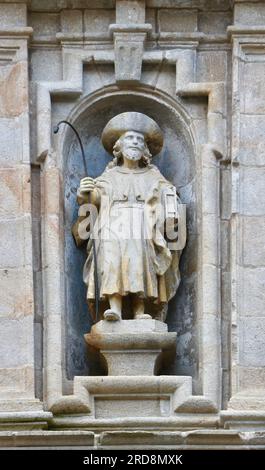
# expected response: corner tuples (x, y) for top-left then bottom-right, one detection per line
(0, 2), (48, 423)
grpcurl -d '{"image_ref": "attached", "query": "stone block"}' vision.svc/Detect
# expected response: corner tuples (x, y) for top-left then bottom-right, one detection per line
(83, 64), (115, 95)
(238, 366), (265, 390)
(221, 167), (231, 220)
(28, 13), (60, 41)
(239, 115), (265, 166)
(116, 1), (145, 24)
(0, 4), (27, 27)
(198, 11), (232, 34)
(158, 9), (198, 33)
(29, 50), (62, 81)
(221, 271), (231, 319)
(95, 397), (169, 419)
(181, 96), (208, 120)
(242, 216), (265, 267)
(0, 217), (31, 269)
(0, 119), (21, 166)
(234, 3), (265, 26)
(0, 366), (34, 399)
(86, 319), (176, 376)
(242, 62), (265, 114)
(60, 9), (82, 34)
(202, 167), (218, 215)
(221, 221), (230, 270)
(240, 168), (265, 216)
(197, 51), (227, 82)
(0, 62), (28, 118)
(84, 9), (115, 34)
(0, 169), (23, 218)
(201, 265), (220, 315)
(240, 267), (265, 317)
(142, 63), (176, 97)
(202, 214), (219, 266)
(146, 8), (156, 32)
(43, 167), (61, 215)
(192, 118), (208, 146)
(239, 317), (265, 367)
(0, 267), (33, 318)
(0, 317), (34, 368)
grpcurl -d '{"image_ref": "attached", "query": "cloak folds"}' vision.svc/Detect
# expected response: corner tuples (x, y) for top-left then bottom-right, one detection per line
(73, 164), (186, 321)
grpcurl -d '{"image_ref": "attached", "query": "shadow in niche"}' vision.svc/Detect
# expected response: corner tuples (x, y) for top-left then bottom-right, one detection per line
(63, 91), (198, 387)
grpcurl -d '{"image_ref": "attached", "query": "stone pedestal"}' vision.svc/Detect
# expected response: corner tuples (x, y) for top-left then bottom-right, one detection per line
(85, 319), (176, 376)
(69, 319), (193, 421)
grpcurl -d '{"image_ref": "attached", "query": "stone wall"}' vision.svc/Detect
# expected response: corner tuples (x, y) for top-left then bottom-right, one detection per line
(0, 0), (265, 448)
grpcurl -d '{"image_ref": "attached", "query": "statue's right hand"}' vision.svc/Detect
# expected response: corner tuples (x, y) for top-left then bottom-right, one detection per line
(79, 177), (95, 194)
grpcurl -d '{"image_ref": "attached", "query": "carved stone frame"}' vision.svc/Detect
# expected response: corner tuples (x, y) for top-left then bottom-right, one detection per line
(36, 49), (224, 418)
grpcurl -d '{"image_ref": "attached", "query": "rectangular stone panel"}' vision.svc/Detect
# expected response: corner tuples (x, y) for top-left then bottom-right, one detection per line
(158, 9), (197, 32)
(116, 1), (145, 24)
(28, 13), (60, 41)
(84, 9), (115, 34)
(240, 168), (265, 216)
(239, 317), (265, 367)
(0, 169), (23, 218)
(60, 9), (82, 34)
(197, 51), (227, 82)
(0, 216), (31, 269)
(147, 1), (231, 10)
(238, 366), (265, 391)
(242, 216), (265, 267)
(0, 267), (33, 318)
(234, 3), (265, 25)
(0, 366), (34, 398)
(198, 11), (232, 34)
(0, 119), (20, 166)
(95, 397), (170, 419)
(29, 50), (62, 81)
(0, 4), (27, 27)
(239, 115), (265, 166)
(239, 267), (265, 317)
(0, 317), (34, 368)
(242, 62), (265, 114)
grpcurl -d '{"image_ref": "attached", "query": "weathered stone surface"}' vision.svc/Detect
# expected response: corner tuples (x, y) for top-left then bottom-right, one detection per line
(197, 51), (227, 83)
(0, 217), (31, 269)
(198, 11), (232, 34)
(234, 3), (265, 26)
(29, 50), (62, 81)
(240, 268), (265, 317)
(0, 268), (33, 318)
(239, 115), (265, 166)
(158, 9), (198, 32)
(60, 9), (82, 34)
(84, 9), (115, 33)
(238, 366), (265, 391)
(240, 168), (265, 216)
(242, 62), (265, 114)
(0, 4), (27, 27)
(116, 0), (145, 24)
(242, 217), (265, 267)
(239, 317), (265, 367)
(2, 0), (265, 442)
(0, 62), (28, 118)
(0, 366), (35, 399)
(0, 317), (34, 368)
(28, 12), (60, 40)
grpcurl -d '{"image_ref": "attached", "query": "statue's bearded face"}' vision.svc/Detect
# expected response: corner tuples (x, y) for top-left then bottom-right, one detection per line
(120, 131), (145, 161)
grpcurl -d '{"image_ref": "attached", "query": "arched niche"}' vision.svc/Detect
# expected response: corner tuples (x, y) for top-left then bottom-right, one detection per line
(60, 86), (199, 389)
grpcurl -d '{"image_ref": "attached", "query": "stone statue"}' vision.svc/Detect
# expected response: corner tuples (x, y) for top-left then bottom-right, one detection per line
(72, 112), (186, 322)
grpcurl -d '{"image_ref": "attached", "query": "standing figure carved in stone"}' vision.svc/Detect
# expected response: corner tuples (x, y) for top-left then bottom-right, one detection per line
(72, 112), (186, 322)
